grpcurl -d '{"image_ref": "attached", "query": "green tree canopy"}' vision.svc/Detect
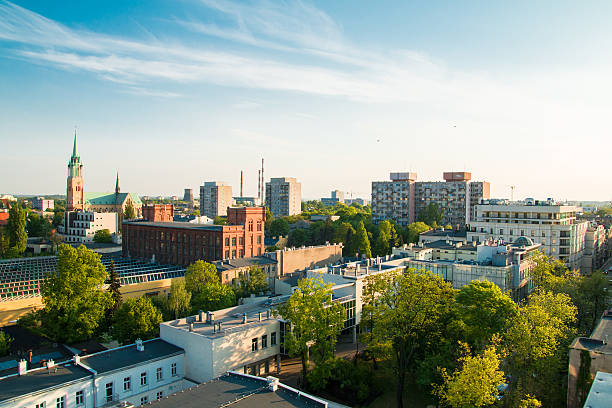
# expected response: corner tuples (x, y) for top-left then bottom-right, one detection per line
(123, 201), (136, 219)
(39, 244), (113, 342)
(185, 260), (236, 312)
(184, 260), (219, 293)
(105, 260), (122, 324)
(362, 269), (456, 408)
(0, 330), (13, 356)
(353, 220), (372, 258)
(404, 221), (431, 244)
(236, 265), (269, 298)
(455, 280), (517, 349)
(435, 339), (506, 408)
(168, 279), (192, 319)
(287, 228), (310, 247)
(26, 212), (52, 238)
(275, 277), (345, 389)
(269, 218), (290, 237)
(7, 204), (27, 255)
(93, 229), (112, 243)
(417, 203), (444, 227)
(112, 296), (162, 344)
(373, 220), (392, 256)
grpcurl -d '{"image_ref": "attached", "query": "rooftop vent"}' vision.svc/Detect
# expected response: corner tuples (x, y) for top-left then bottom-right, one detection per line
(18, 359), (27, 376)
(267, 376), (280, 392)
(242, 313), (248, 324)
(136, 339), (144, 352)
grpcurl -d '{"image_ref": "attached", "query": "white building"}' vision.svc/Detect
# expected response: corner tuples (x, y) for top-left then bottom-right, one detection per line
(199, 181), (233, 218)
(33, 197), (54, 212)
(467, 199), (588, 270)
(265, 177), (302, 217)
(0, 339), (194, 408)
(57, 211), (118, 244)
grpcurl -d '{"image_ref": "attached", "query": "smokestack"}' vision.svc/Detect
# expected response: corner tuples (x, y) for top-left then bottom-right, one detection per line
(261, 158), (265, 204)
(240, 170), (244, 197)
(258, 170), (261, 200)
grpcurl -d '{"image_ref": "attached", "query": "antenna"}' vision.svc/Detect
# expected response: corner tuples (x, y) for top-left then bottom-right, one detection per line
(509, 186), (516, 201)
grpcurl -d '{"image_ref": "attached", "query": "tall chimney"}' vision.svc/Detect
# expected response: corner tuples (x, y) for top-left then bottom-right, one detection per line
(258, 170), (261, 200)
(261, 158), (265, 204)
(240, 170), (244, 197)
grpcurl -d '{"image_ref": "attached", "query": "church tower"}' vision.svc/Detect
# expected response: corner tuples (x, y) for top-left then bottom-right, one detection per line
(66, 130), (85, 211)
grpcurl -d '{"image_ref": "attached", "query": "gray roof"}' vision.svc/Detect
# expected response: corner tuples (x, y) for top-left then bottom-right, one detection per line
(147, 372), (333, 408)
(0, 362), (91, 403)
(570, 315), (612, 354)
(80, 339), (183, 374)
(215, 256), (277, 271)
(421, 229), (467, 238)
(584, 371), (612, 408)
(123, 220), (223, 231)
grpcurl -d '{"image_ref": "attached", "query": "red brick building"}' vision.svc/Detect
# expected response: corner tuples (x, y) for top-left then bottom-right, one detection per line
(122, 207), (265, 265)
(142, 204), (175, 222)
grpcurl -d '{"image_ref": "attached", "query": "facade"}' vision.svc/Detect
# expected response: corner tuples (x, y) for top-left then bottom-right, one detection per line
(123, 207), (266, 265)
(56, 211), (118, 244)
(582, 224), (610, 273)
(321, 190), (345, 206)
(264, 244), (343, 277)
(265, 177), (302, 217)
(418, 228), (465, 245)
(32, 197), (54, 212)
(0, 339), (193, 408)
(200, 181), (233, 218)
(371, 171), (490, 227)
(214, 256), (278, 286)
(65, 132), (143, 217)
(143, 204), (175, 222)
(344, 198), (366, 206)
(467, 200), (589, 269)
(567, 310), (612, 408)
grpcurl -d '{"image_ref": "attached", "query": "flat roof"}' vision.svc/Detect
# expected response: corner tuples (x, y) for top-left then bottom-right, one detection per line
(0, 362), (91, 403)
(163, 301), (279, 338)
(571, 315), (612, 354)
(80, 339), (183, 374)
(584, 371), (612, 408)
(421, 229), (467, 238)
(146, 372), (333, 408)
(123, 221), (224, 231)
(215, 256), (276, 271)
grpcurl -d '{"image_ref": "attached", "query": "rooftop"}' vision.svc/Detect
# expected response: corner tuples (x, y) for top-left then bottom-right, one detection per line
(79, 338), (183, 374)
(215, 256), (276, 271)
(146, 371), (339, 408)
(0, 361), (91, 403)
(123, 220), (224, 230)
(570, 314), (612, 354)
(420, 229), (467, 238)
(583, 371), (612, 408)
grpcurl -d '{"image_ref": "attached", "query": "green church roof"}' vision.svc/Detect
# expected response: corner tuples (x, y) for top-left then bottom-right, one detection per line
(85, 192), (142, 206)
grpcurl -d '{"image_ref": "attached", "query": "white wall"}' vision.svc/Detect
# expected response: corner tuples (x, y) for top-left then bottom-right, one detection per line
(0, 376), (93, 408)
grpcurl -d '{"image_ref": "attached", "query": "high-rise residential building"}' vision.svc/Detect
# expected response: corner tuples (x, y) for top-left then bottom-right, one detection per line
(200, 182), (233, 218)
(467, 199), (589, 270)
(265, 177), (302, 217)
(371, 171), (490, 227)
(372, 172), (417, 225)
(321, 190), (345, 206)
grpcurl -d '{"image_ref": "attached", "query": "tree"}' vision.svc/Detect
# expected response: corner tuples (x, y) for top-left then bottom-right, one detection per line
(353, 221), (372, 258)
(275, 277), (345, 389)
(123, 201), (136, 219)
(287, 228), (310, 247)
(52, 211), (64, 228)
(7, 204), (27, 255)
(168, 279), (191, 319)
(374, 220), (392, 256)
(435, 339), (506, 408)
(236, 265), (269, 298)
(105, 260), (122, 324)
(417, 203), (444, 227)
(404, 221), (431, 244)
(213, 216), (226, 225)
(0, 330), (12, 356)
(264, 207), (273, 232)
(269, 218), (290, 237)
(112, 296), (162, 344)
(332, 222), (356, 256)
(184, 260), (219, 293)
(455, 280), (517, 349)
(518, 395), (542, 408)
(362, 269), (456, 408)
(39, 244), (113, 342)
(26, 212), (51, 238)
(93, 229), (112, 243)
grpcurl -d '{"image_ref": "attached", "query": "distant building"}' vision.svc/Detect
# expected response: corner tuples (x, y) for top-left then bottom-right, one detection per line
(321, 190), (344, 206)
(57, 211), (118, 244)
(467, 199), (589, 269)
(200, 182), (233, 218)
(371, 171), (490, 227)
(418, 228), (466, 245)
(143, 204), (175, 222)
(183, 188), (194, 202)
(233, 196), (258, 206)
(123, 207), (266, 265)
(264, 243), (343, 278)
(32, 197), (53, 212)
(582, 224), (610, 273)
(567, 310), (612, 408)
(214, 256), (278, 287)
(265, 177), (302, 217)
(344, 198), (366, 206)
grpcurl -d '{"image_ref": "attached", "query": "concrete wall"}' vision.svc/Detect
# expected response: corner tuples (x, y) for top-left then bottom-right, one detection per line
(160, 324), (214, 383)
(0, 375), (93, 408)
(271, 244), (342, 277)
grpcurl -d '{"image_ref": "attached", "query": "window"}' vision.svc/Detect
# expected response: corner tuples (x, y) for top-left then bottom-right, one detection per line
(225, 237), (230, 245)
(239, 237), (244, 245)
(171, 362), (177, 377)
(156, 367), (163, 381)
(232, 250), (236, 258)
(140, 396), (148, 405)
(262, 335), (268, 348)
(56, 396), (66, 408)
(232, 237), (236, 245)
(225, 250), (230, 259)
(156, 391), (164, 400)
(124, 376), (131, 391)
(257, 236), (262, 244)
(271, 332), (277, 346)
(257, 248), (262, 256)
(36, 403), (46, 408)
(257, 223), (262, 231)
(105, 382), (113, 402)
(75, 390), (84, 406)
(252, 337), (258, 351)
(141, 372), (147, 386)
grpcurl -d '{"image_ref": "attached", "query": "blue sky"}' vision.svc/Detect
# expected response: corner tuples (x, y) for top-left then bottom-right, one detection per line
(1, 0), (611, 201)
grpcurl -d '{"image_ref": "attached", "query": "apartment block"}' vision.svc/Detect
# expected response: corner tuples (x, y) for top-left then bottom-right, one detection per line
(56, 211), (117, 244)
(467, 199), (589, 270)
(32, 197), (54, 212)
(321, 190), (345, 206)
(371, 171), (490, 227)
(265, 177), (301, 217)
(582, 224), (610, 274)
(200, 182), (233, 218)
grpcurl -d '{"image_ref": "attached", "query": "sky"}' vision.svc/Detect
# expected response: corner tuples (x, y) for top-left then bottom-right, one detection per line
(1, 0), (611, 201)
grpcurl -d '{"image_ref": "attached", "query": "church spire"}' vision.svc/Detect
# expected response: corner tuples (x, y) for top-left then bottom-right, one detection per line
(72, 128), (78, 159)
(115, 172), (120, 195)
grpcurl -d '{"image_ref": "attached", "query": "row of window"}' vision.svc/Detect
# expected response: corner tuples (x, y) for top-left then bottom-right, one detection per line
(252, 332), (277, 351)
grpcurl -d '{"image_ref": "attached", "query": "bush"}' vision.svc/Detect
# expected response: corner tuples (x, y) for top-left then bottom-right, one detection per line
(93, 229), (112, 243)
(0, 330), (13, 356)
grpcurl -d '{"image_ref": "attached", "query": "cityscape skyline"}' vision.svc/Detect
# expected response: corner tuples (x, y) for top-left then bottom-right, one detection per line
(1, 0), (612, 200)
